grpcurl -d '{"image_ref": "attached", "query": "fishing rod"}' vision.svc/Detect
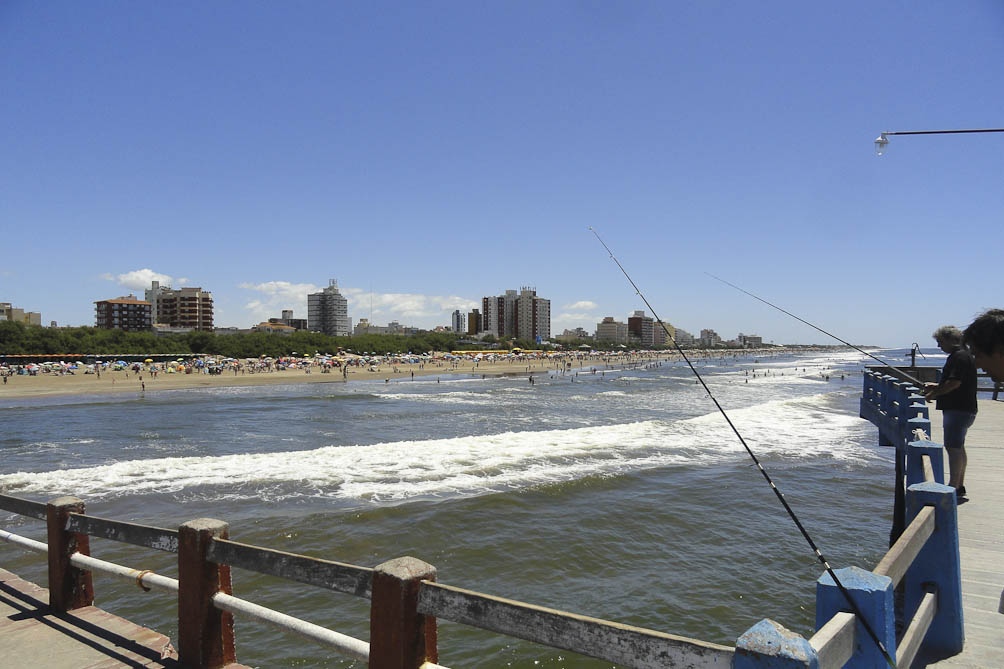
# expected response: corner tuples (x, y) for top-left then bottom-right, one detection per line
(589, 228), (897, 668)
(706, 272), (925, 388)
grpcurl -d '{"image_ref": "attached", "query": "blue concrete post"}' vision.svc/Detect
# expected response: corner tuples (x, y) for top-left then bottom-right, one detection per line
(906, 415), (931, 444)
(734, 619), (818, 668)
(906, 392), (927, 420)
(905, 481), (964, 655)
(891, 440), (907, 542)
(863, 372), (878, 406)
(879, 376), (895, 417)
(895, 381), (912, 420)
(871, 373), (882, 402)
(906, 440), (945, 486)
(815, 566), (895, 668)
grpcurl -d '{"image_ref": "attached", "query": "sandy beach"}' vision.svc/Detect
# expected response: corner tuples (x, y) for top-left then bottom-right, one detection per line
(0, 353), (685, 400)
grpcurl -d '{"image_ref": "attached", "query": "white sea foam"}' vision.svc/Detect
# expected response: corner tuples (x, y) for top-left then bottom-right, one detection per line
(0, 392), (877, 504)
(374, 391), (493, 405)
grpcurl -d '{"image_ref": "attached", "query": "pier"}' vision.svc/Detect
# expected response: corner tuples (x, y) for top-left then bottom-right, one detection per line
(921, 397), (1004, 667)
(1, 373), (1002, 667)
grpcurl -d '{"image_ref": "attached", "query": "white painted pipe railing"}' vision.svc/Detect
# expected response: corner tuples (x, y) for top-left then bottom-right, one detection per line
(70, 551), (179, 593)
(213, 592), (370, 661)
(0, 528), (47, 555)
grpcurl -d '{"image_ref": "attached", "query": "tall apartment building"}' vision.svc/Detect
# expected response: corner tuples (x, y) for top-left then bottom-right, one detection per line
(145, 281), (214, 331)
(451, 310), (466, 334)
(0, 302), (42, 326)
(481, 287), (550, 342)
(652, 321), (669, 346)
(307, 279), (350, 336)
(700, 328), (722, 347)
(467, 309), (482, 335)
(628, 310), (655, 347)
(514, 287), (550, 343)
(595, 316), (628, 344)
(481, 290), (517, 338)
(95, 295), (152, 331)
(673, 328), (694, 346)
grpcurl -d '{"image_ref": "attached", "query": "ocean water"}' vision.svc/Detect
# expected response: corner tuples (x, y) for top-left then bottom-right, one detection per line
(0, 349), (913, 667)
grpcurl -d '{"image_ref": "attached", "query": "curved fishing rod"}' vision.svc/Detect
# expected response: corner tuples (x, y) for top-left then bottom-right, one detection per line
(589, 228), (897, 668)
(706, 272), (924, 388)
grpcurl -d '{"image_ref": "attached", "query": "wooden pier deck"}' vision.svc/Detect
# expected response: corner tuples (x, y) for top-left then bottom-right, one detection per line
(0, 566), (183, 668)
(0, 567), (251, 668)
(917, 397), (1004, 668)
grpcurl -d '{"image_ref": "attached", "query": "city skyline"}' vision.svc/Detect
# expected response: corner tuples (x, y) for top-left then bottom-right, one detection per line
(7, 284), (772, 348)
(3, 3), (1002, 347)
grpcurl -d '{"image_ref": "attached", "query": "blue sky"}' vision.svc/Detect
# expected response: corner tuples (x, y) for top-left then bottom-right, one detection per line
(2, 2), (1001, 346)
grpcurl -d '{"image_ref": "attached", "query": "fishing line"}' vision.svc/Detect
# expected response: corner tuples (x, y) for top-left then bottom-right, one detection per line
(706, 272), (923, 388)
(589, 228), (897, 668)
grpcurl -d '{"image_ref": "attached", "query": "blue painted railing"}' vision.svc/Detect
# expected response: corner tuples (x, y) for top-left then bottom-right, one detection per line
(732, 370), (963, 667)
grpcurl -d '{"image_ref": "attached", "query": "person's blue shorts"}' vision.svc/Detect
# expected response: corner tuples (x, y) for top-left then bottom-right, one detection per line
(943, 410), (976, 449)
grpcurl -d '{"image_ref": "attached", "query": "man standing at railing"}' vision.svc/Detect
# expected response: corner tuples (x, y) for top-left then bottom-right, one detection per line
(964, 309), (1004, 383)
(923, 326), (978, 500)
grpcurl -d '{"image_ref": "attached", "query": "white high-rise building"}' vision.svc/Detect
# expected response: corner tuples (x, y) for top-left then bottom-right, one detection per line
(307, 280), (351, 336)
(515, 287), (550, 343)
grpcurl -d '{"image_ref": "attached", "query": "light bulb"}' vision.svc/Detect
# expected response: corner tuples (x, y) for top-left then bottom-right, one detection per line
(874, 133), (889, 156)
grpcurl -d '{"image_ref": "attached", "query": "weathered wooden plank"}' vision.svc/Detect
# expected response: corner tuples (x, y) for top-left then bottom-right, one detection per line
(66, 513), (179, 552)
(897, 589), (937, 669)
(873, 506), (935, 587)
(0, 493), (47, 520)
(419, 582), (733, 669)
(809, 611), (855, 669)
(207, 538), (373, 598)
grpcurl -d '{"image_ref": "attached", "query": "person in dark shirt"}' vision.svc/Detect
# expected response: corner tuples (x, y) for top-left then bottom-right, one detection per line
(964, 308), (1004, 383)
(923, 325), (978, 498)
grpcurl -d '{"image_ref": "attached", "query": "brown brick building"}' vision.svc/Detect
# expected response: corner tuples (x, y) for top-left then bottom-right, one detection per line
(94, 295), (153, 331)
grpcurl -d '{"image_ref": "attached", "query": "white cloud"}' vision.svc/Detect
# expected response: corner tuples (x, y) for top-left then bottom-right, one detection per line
(239, 281), (322, 325)
(105, 268), (175, 290)
(239, 282), (477, 330)
(343, 288), (478, 327)
(552, 300), (603, 334)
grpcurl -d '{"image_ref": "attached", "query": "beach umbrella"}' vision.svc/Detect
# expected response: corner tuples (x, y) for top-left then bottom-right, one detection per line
(144, 358), (153, 363)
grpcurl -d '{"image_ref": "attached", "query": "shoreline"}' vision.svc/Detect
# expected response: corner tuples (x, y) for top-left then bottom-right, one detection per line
(0, 352), (698, 400)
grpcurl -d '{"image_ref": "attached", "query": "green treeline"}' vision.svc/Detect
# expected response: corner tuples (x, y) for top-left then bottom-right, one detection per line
(0, 321), (562, 358)
(0, 321), (468, 358)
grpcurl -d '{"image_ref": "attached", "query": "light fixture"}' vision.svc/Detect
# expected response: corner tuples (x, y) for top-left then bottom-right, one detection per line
(874, 133), (889, 156)
(874, 127), (1004, 156)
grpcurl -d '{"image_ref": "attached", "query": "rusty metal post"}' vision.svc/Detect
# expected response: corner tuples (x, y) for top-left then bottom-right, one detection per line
(178, 518), (236, 669)
(46, 495), (94, 612)
(369, 556), (437, 669)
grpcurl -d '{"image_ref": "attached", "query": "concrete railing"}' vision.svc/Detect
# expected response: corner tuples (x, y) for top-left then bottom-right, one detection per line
(860, 369), (932, 543)
(733, 438), (962, 667)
